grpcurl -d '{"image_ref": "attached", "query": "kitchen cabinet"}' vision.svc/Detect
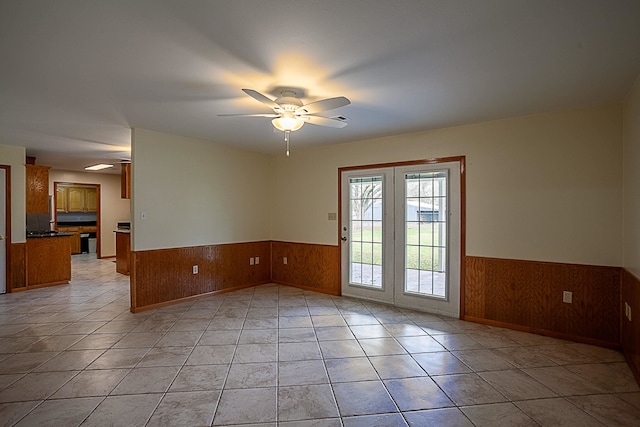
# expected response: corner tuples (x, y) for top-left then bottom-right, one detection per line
(57, 225), (96, 254)
(85, 188), (98, 211)
(58, 226), (80, 253)
(115, 230), (130, 275)
(56, 187), (67, 212)
(26, 235), (71, 287)
(67, 187), (85, 212)
(121, 162), (131, 199)
(58, 186), (98, 213)
(26, 165), (50, 214)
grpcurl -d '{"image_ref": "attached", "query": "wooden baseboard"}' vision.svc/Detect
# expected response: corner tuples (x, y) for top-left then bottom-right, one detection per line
(10, 280), (69, 292)
(131, 281), (270, 313)
(464, 315), (620, 349)
(271, 279), (341, 296)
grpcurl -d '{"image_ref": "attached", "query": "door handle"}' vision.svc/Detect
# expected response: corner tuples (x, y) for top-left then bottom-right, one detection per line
(341, 236), (347, 242)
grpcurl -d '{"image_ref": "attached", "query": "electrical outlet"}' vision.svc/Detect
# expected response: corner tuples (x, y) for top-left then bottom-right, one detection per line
(255, 257), (260, 265)
(626, 302), (630, 320)
(192, 265), (198, 274)
(250, 257), (254, 265)
(283, 256), (288, 265)
(624, 301), (631, 319)
(562, 291), (572, 304)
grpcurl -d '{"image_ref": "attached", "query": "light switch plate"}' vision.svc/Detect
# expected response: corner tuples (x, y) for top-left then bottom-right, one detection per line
(562, 291), (572, 304)
(328, 212), (337, 220)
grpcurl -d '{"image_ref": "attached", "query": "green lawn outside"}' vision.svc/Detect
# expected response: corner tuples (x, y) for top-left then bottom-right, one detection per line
(350, 221), (445, 269)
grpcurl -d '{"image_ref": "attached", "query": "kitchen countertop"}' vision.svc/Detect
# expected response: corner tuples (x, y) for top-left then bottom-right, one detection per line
(26, 232), (73, 238)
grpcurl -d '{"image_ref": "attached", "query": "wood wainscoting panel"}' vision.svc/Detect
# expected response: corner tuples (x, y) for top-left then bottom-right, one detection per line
(131, 241), (270, 311)
(9, 242), (26, 291)
(271, 241), (340, 295)
(464, 256), (486, 317)
(621, 269), (640, 384)
(465, 256), (620, 346)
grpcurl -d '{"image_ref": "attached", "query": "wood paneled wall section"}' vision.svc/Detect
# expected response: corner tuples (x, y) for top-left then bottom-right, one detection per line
(465, 256), (620, 346)
(621, 269), (640, 383)
(131, 241), (271, 311)
(271, 241), (340, 295)
(10, 242), (26, 290)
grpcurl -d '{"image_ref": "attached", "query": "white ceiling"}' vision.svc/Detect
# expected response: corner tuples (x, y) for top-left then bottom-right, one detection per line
(1, 0), (640, 173)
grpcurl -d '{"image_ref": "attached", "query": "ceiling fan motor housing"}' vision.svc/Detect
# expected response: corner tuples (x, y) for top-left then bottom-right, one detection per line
(275, 96), (303, 113)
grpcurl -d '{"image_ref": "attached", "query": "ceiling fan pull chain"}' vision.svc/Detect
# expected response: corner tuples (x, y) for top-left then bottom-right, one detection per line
(285, 130), (291, 157)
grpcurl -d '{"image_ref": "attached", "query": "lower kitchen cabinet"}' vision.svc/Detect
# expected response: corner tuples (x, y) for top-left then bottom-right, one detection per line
(26, 236), (72, 288)
(115, 230), (130, 275)
(57, 225), (97, 254)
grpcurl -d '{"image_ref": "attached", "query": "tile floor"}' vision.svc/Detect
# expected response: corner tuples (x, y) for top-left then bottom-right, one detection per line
(0, 254), (639, 426)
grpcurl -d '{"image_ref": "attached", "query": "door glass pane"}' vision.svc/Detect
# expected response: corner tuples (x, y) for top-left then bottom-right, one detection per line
(404, 171), (447, 298)
(350, 176), (383, 288)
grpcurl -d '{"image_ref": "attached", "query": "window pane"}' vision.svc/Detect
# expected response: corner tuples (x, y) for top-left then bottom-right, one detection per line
(349, 176), (383, 289)
(404, 170), (447, 298)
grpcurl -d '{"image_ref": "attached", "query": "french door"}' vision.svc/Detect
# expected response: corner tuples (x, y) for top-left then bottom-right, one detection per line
(340, 160), (462, 317)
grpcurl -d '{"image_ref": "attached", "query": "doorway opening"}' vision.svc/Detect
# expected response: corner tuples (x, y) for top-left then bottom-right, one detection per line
(53, 182), (101, 259)
(339, 157), (465, 317)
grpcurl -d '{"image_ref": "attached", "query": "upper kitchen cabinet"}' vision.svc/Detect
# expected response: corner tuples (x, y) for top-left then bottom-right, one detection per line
(56, 186), (67, 212)
(67, 187), (85, 212)
(26, 164), (50, 214)
(85, 188), (98, 211)
(121, 163), (131, 199)
(58, 186), (98, 213)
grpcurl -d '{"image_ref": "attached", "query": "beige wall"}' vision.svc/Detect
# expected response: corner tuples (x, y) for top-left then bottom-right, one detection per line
(623, 74), (640, 277)
(49, 170), (131, 257)
(271, 104), (623, 267)
(0, 144), (26, 242)
(131, 128), (271, 251)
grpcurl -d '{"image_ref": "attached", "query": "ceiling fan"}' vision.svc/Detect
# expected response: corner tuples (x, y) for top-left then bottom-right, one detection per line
(219, 88), (351, 156)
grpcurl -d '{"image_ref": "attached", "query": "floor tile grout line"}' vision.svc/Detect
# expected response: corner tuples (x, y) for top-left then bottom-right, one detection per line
(304, 292), (344, 424)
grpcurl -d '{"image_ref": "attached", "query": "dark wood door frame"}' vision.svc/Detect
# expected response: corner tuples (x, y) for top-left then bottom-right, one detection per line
(1, 165), (11, 293)
(53, 182), (102, 259)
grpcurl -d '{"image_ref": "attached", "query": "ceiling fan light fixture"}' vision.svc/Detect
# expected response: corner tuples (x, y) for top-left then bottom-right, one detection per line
(271, 115), (304, 132)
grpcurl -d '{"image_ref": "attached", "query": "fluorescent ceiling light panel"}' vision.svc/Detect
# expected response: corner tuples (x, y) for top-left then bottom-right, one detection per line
(84, 163), (113, 171)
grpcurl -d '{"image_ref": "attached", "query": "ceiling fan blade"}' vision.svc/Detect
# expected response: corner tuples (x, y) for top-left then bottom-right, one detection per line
(217, 113), (280, 118)
(296, 96), (350, 115)
(242, 89), (280, 109)
(302, 115), (348, 128)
